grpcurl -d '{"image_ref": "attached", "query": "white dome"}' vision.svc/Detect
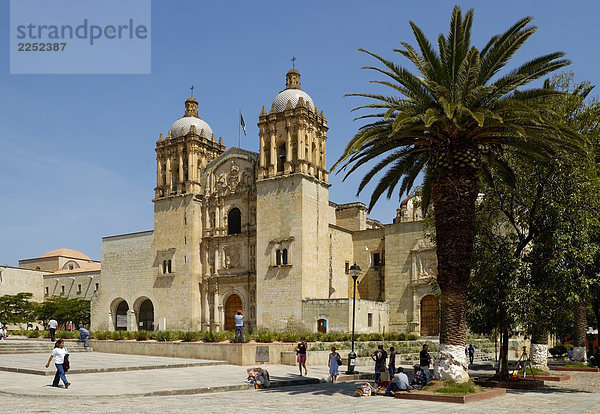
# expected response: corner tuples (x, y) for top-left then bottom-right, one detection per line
(170, 116), (213, 138)
(272, 88), (314, 113)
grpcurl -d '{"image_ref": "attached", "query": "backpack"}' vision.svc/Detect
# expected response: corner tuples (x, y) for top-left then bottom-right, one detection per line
(63, 353), (70, 372)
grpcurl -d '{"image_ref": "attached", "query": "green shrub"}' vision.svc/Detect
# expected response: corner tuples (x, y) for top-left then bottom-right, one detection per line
(111, 331), (127, 341)
(180, 331), (200, 342)
(155, 330), (174, 342)
(549, 344), (568, 357)
(435, 380), (480, 396)
(135, 331), (149, 341)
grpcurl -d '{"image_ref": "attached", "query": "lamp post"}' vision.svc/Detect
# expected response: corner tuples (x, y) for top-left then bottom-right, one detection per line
(346, 263), (361, 374)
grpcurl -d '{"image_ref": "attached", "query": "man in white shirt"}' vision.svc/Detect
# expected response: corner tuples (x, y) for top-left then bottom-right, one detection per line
(385, 367), (412, 396)
(234, 310), (244, 343)
(48, 319), (58, 341)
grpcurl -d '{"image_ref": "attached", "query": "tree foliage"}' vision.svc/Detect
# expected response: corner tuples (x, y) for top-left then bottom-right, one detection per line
(0, 293), (36, 325)
(36, 297), (90, 327)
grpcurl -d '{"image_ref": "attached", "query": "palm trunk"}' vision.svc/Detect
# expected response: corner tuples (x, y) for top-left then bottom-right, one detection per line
(530, 326), (549, 373)
(432, 167), (479, 383)
(572, 296), (587, 363)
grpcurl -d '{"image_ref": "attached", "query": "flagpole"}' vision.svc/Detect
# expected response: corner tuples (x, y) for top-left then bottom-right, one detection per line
(238, 110), (241, 148)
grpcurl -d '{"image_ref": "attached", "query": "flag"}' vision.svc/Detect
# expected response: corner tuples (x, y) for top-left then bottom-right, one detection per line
(240, 113), (246, 136)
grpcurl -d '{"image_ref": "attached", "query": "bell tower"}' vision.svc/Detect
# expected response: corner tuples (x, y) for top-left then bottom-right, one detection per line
(257, 69), (328, 181)
(255, 69), (331, 331)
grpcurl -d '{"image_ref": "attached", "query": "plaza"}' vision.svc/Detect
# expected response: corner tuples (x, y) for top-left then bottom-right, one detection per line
(0, 338), (599, 413)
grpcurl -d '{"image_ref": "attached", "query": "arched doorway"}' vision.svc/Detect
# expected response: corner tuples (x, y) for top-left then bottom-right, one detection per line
(420, 295), (440, 336)
(115, 300), (129, 331)
(137, 299), (154, 331)
(224, 294), (242, 331)
(317, 319), (327, 333)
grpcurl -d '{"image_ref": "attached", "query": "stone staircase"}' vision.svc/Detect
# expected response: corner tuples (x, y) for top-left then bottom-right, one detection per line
(0, 339), (92, 354)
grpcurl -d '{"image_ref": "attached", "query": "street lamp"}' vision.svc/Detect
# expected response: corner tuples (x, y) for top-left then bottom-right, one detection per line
(346, 263), (361, 374)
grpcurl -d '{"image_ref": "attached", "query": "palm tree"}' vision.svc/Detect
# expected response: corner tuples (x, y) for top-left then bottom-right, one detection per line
(333, 6), (579, 382)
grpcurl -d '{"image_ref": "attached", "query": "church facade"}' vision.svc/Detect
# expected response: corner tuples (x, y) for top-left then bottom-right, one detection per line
(90, 69), (439, 335)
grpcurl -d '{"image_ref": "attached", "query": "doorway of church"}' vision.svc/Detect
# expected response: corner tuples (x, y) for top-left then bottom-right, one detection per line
(224, 294), (242, 331)
(420, 295), (440, 336)
(317, 319), (327, 333)
(138, 299), (155, 331)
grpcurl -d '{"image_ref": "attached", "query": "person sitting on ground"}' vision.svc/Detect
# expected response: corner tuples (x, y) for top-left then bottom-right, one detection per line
(411, 365), (427, 389)
(78, 326), (90, 348)
(385, 367), (411, 396)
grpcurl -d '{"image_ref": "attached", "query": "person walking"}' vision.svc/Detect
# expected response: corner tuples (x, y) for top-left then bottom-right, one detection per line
(296, 336), (308, 376)
(67, 321), (73, 332)
(234, 310), (244, 343)
(45, 339), (70, 388)
(78, 326), (90, 348)
(420, 344), (431, 382)
(371, 345), (387, 383)
(388, 346), (396, 378)
(328, 346), (341, 383)
(48, 318), (58, 342)
(468, 344), (475, 365)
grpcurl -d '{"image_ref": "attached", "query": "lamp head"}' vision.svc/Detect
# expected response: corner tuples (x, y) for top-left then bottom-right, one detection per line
(350, 263), (361, 281)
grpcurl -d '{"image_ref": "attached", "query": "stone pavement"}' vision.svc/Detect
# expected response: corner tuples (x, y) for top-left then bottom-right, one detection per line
(0, 351), (599, 413)
(0, 352), (224, 375)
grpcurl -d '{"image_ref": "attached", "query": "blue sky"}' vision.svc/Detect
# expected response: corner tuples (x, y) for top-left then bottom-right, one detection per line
(1, 0), (599, 265)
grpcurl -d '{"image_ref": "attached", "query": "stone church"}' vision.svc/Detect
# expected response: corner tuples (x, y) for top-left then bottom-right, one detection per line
(90, 69), (439, 335)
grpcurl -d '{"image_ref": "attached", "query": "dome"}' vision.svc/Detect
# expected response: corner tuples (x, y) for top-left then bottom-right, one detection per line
(41, 248), (91, 261)
(169, 116), (213, 138)
(272, 89), (315, 113)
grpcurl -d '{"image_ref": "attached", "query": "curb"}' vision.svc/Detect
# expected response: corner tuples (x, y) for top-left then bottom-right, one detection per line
(0, 376), (326, 398)
(0, 360), (226, 376)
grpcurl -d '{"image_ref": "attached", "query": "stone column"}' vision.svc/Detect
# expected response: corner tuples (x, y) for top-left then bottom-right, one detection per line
(188, 151), (194, 181)
(259, 129), (265, 168)
(214, 249), (220, 273)
(127, 310), (137, 332)
(285, 123), (292, 173)
(269, 127), (276, 176)
(215, 206), (220, 231)
(156, 158), (161, 187)
(297, 123), (304, 164)
(212, 288), (220, 331)
(201, 283), (209, 330)
(178, 152), (184, 190)
(165, 157), (172, 193)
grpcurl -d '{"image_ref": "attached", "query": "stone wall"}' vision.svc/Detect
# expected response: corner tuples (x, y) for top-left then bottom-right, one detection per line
(0, 266), (44, 302)
(43, 270), (100, 300)
(302, 298), (389, 334)
(328, 225), (352, 299)
(89, 340), (296, 365)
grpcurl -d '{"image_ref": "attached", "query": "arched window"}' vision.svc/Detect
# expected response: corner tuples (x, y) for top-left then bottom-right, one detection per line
(228, 208), (241, 235)
(276, 250), (282, 266)
(162, 260), (167, 274)
(277, 143), (286, 172)
(167, 260), (172, 273)
(282, 248), (288, 265)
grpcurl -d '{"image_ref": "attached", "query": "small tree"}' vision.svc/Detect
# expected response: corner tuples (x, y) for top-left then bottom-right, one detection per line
(0, 293), (36, 326)
(37, 297), (90, 328)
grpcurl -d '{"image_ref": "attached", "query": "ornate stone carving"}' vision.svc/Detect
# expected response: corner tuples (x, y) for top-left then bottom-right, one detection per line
(416, 251), (437, 279)
(224, 247), (240, 269)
